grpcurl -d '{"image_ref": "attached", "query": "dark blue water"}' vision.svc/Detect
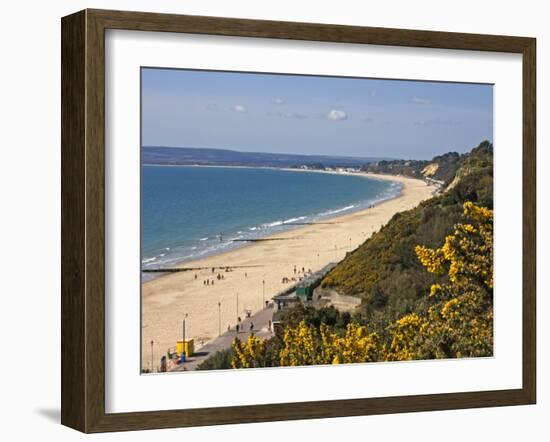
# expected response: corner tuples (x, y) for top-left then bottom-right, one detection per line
(141, 166), (400, 277)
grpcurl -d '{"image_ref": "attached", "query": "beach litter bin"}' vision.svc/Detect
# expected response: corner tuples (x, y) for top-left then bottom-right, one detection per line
(176, 339), (195, 358)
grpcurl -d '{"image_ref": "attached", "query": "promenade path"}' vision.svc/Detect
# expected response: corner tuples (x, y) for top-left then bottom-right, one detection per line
(171, 304), (276, 371)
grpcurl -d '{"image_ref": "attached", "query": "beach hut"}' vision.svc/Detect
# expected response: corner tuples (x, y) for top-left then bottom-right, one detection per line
(273, 292), (299, 311)
(295, 280), (316, 301)
(295, 262), (338, 302)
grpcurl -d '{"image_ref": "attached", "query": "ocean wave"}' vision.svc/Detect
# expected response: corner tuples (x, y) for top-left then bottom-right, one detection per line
(320, 204), (355, 217)
(261, 215), (308, 229)
(283, 216), (307, 224)
(263, 220), (283, 228)
(142, 251), (183, 269)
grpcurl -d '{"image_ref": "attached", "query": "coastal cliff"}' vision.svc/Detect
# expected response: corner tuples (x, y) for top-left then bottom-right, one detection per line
(360, 144), (487, 185)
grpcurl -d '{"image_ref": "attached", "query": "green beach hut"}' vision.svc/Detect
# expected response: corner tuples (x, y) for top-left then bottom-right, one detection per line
(295, 262), (338, 302)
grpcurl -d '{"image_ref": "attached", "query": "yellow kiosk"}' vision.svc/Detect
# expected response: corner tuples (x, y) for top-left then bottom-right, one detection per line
(176, 339), (194, 358)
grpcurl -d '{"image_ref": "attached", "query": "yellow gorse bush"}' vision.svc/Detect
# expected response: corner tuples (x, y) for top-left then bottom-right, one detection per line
(416, 201), (493, 292)
(386, 313), (428, 361)
(279, 320), (317, 366)
(278, 320), (379, 366)
(387, 201), (494, 360)
(231, 334), (266, 369)
(325, 322), (379, 364)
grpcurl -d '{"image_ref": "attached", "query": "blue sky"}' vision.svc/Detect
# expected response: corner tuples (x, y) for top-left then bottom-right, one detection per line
(141, 68), (493, 160)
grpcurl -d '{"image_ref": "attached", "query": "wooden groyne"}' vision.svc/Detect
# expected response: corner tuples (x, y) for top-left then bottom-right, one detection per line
(231, 237), (298, 242)
(142, 264), (264, 273)
(281, 221), (338, 225)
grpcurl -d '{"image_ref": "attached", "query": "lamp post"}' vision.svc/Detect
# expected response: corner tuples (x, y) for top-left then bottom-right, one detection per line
(218, 301), (221, 336)
(150, 340), (154, 373)
(182, 313), (188, 342)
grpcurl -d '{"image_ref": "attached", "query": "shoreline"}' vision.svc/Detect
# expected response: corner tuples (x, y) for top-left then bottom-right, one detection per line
(141, 166), (404, 279)
(141, 172), (435, 369)
(142, 163), (408, 183)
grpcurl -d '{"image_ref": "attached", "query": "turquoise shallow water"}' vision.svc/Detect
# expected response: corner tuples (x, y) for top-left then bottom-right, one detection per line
(141, 166), (400, 278)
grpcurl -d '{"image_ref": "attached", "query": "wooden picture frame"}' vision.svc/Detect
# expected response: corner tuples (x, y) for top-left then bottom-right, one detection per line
(61, 8), (536, 433)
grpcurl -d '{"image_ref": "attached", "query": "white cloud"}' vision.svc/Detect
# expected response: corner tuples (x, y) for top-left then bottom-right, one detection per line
(233, 104), (247, 113)
(274, 98), (284, 105)
(409, 97), (432, 105)
(327, 109), (347, 121)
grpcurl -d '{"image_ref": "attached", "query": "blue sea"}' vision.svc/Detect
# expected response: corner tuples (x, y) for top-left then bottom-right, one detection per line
(141, 166), (401, 280)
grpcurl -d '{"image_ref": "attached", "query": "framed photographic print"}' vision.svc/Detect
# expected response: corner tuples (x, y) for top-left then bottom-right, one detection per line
(61, 9), (536, 433)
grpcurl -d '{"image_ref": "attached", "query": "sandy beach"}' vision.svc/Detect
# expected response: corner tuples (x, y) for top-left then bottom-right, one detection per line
(141, 173), (435, 369)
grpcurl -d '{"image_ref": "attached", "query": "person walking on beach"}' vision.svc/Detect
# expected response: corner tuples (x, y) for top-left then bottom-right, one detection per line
(236, 324), (240, 333)
(250, 322), (254, 332)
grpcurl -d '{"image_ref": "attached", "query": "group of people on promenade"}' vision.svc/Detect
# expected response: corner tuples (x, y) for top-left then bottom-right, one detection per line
(234, 317), (255, 334)
(231, 317), (273, 334)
